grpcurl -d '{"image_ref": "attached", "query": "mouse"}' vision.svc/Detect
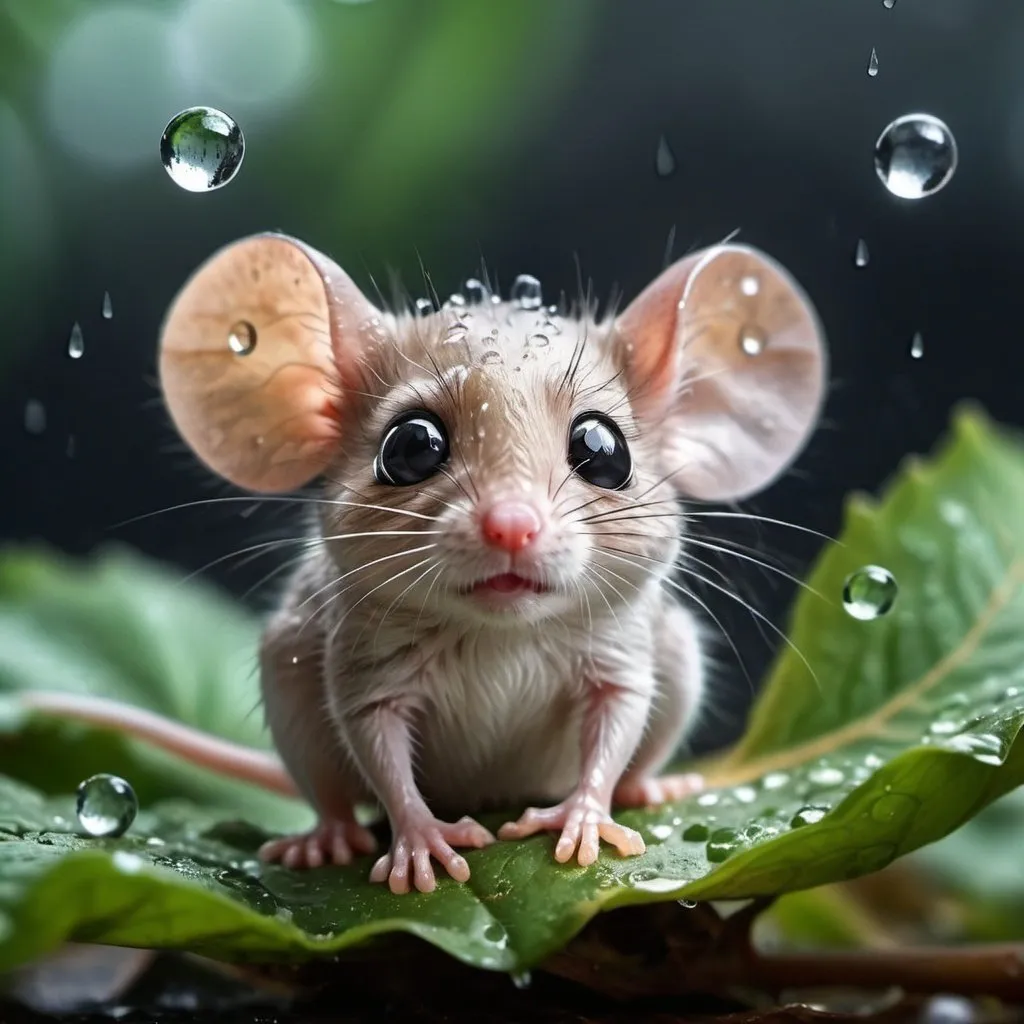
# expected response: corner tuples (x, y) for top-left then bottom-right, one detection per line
(19, 232), (826, 894)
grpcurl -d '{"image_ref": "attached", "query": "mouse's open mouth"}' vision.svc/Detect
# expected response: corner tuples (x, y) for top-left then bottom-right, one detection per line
(470, 572), (548, 595)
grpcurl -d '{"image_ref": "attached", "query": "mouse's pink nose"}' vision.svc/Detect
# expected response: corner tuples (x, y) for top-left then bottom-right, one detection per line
(480, 500), (543, 553)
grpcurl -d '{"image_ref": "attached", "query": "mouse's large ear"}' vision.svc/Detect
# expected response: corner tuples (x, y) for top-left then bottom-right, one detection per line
(617, 243), (826, 502)
(159, 233), (382, 493)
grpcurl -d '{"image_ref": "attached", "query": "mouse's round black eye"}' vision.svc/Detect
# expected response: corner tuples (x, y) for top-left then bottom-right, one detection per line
(374, 411), (449, 486)
(568, 413), (633, 490)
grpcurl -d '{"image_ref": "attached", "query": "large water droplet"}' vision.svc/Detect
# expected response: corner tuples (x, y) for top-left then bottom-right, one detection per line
(867, 47), (879, 77)
(882, 0), (896, 8)
(739, 324), (767, 356)
(101, 291), (113, 319)
(160, 106), (244, 192)
(511, 274), (542, 311)
(75, 773), (138, 837)
(705, 827), (740, 863)
(68, 321), (84, 360)
(446, 292), (466, 308)
(24, 399), (46, 435)
(910, 331), (924, 359)
(655, 134), (676, 177)
(228, 320), (257, 355)
(854, 238), (870, 268)
(873, 113), (958, 200)
(682, 822), (709, 842)
(843, 565), (898, 620)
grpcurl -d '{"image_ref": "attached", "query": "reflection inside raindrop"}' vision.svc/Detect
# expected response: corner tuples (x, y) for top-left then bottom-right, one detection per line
(101, 291), (113, 319)
(867, 47), (879, 77)
(874, 113), (958, 200)
(228, 321), (257, 355)
(76, 773), (138, 837)
(842, 565), (898, 620)
(854, 238), (870, 268)
(910, 331), (924, 359)
(160, 106), (244, 192)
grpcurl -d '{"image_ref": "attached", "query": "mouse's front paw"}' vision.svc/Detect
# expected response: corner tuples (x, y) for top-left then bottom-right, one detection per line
(369, 815), (495, 895)
(498, 793), (645, 867)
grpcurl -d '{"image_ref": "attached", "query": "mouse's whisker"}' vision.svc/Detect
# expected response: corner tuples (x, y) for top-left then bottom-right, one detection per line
(578, 564), (621, 631)
(413, 561), (447, 636)
(368, 558), (442, 657)
(595, 546), (755, 694)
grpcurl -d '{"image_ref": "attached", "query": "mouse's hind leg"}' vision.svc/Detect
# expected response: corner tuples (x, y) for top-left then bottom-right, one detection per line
(256, 563), (376, 869)
(613, 602), (706, 808)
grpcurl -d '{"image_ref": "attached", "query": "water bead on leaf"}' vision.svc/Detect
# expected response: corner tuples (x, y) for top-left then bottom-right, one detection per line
(842, 564), (898, 620)
(160, 107), (244, 193)
(874, 113), (957, 200)
(76, 773), (138, 838)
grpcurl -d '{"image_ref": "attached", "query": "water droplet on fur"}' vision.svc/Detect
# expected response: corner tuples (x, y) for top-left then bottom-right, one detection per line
(464, 278), (488, 305)
(790, 805), (827, 828)
(655, 134), (676, 177)
(843, 565), (898, 619)
(101, 291), (114, 319)
(511, 971), (532, 990)
(228, 321), (256, 355)
(739, 324), (766, 356)
(528, 333), (550, 348)
(446, 293), (466, 308)
(910, 331), (924, 359)
(414, 298), (433, 316)
(481, 350), (503, 366)
(76, 773), (138, 837)
(511, 274), (542, 311)
(160, 106), (244, 192)
(24, 399), (46, 435)
(740, 274), (759, 297)
(874, 113), (957, 199)
(68, 321), (84, 359)
(854, 238), (870, 267)
(867, 47), (879, 77)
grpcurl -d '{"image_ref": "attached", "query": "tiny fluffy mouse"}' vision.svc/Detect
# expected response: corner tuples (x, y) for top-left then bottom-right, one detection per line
(24, 234), (826, 894)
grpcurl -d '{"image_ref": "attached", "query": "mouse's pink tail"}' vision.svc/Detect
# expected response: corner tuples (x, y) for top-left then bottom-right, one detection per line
(16, 691), (299, 798)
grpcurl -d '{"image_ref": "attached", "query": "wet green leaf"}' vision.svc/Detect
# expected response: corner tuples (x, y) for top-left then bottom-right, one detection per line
(1, 405), (1024, 973)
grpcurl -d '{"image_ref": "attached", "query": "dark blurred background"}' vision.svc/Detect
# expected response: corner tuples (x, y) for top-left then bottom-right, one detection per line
(1, 0), (1019, 753)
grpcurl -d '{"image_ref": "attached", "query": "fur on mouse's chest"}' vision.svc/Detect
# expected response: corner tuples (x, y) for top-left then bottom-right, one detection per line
(411, 628), (588, 811)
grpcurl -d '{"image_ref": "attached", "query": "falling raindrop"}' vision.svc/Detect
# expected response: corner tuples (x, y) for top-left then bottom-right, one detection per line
(873, 113), (958, 200)
(76, 774), (138, 837)
(843, 565), (898, 620)
(24, 399), (46, 435)
(882, 0), (895, 8)
(511, 971), (532, 990)
(867, 47), (879, 77)
(511, 274), (542, 311)
(160, 106), (244, 192)
(228, 321), (257, 355)
(66, 434), (77, 459)
(854, 238), (870, 268)
(101, 291), (113, 319)
(68, 321), (84, 359)
(910, 331), (924, 359)
(739, 324), (766, 356)
(655, 134), (676, 177)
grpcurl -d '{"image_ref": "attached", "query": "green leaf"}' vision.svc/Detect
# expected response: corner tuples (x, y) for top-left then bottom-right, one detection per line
(1, 405), (1024, 974)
